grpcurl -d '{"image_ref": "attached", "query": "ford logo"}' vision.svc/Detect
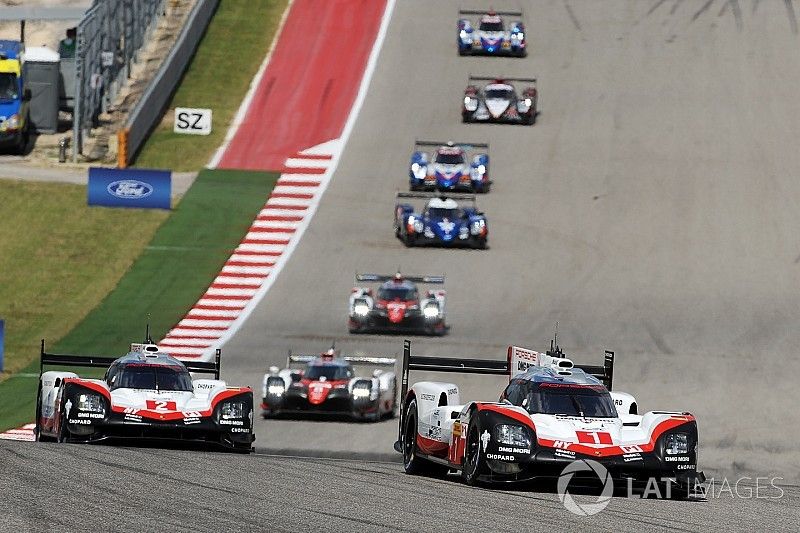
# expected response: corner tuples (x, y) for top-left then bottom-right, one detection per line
(107, 179), (153, 199)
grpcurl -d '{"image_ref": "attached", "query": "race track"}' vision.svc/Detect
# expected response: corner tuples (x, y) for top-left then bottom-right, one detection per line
(225, 0), (800, 481)
(6, 0), (800, 529)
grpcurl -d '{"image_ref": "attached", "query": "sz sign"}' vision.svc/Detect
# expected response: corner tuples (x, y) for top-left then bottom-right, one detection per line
(88, 167), (171, 209)
(174, 107), (212, 135)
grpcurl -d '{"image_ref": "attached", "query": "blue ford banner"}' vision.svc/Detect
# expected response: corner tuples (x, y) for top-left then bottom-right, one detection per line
(88, 167), (171, 209)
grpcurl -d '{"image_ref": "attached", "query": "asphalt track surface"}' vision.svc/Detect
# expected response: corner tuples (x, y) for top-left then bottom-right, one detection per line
(6, 1), (800, 530)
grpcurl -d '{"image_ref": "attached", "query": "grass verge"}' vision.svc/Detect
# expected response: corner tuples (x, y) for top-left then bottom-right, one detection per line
(0, 170), (278, 432)
(135, 0), (289, 171)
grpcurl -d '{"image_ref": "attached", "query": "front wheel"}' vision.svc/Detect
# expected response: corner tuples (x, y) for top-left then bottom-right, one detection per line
(461, 414), (486, 486)
(402, 399), (448, 477)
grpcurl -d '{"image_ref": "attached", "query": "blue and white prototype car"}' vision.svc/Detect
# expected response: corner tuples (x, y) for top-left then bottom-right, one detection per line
(409, 140), (490, 193)
(394, 192), (488, 249)
(457, 9), (526, 57)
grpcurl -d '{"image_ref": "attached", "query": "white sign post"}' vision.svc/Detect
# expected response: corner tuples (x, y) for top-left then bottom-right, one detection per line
(173, 107), (212, 135)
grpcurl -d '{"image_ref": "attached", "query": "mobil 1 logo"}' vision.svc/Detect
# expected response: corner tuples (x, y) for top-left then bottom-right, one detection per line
(174, 107), (212, 135)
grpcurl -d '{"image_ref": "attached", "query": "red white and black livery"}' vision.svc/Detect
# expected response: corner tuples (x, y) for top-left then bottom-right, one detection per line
(349, 272), (447, 335)
(261, 347), (396, 421)
(35, 340), (254, 452)
(395, 339), (704, 491)
(463, 76), (538, 125)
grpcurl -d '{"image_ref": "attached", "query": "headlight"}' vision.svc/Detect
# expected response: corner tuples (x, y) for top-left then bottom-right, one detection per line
(5, 114), (19, 129)
(267, 384), (285, 395)
(515, 32), (524, 41)
(423, 304), (439, 319)
(354, 303), (370, 316)
(464, 97), (478, 111)
(412, 163), (427, 180)
(414, 220), (424, 232)
(495, 424), (531, 447)
(470, 219), (485, 235)
(665, 433), (688, 455)
(221, 401), (244, 419)
(78, 393), (105, 413)
(459, 29), (470, 42)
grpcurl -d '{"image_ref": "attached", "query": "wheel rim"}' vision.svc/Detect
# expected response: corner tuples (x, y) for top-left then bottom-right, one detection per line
(465, 425), (479, 475)
(403, 414), (416, 467)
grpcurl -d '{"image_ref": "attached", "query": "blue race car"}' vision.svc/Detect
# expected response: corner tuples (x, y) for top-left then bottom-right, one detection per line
(457, 10), (526, 57)
(409, 140), (490, 193)
(394, 192), (488, 249)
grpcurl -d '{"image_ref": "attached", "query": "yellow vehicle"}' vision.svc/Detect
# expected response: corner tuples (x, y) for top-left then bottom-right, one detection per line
(0, 40), (31, 154)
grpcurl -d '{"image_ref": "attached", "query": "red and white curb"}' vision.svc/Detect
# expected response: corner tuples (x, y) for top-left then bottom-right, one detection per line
(158, 140), (342, 360)
(0, 423), (35, 441)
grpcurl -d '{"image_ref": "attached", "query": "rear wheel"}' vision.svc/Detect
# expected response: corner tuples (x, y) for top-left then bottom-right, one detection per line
(402, 399), (449, 477)
(461, 414), (486, 486)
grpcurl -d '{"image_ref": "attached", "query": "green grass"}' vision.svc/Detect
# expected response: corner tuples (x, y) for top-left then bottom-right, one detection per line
(0, 180), (169, 377)
(135, 0), (290, 171)
(0, 170), (278, 432)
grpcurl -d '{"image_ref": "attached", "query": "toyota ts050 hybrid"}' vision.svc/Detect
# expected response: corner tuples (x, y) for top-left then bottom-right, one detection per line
(261, 346), (396, 421)
(394, 192), (488, 249)
(394, 339), (705, 492)
(457, 9), (526, 57)
(409, 140), (491, 193)
(349, 272), (447, 335)
(35, 339), (254, 452)
(463, 76), (538, 125)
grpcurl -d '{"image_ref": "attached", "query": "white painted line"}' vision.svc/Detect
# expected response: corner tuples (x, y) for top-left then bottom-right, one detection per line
(167, 328), (228, 337)
(228, 254), (277, 264)
(207, 0), (296, 169)
(202, 0), (398, 360)
(222, 265), (273, 275)
(258, 208), (307, 217)
(266, 197), (314, 207)
(300, 139), (343, 156)
(251, 220), (299, 229)
(160, 346), (208, 355)
(272, 184), (319, 194)
(213, 276), (263, 286)
(205, 287), (259, 297)
(276, 175), (324, 185)
(284, 157), (330, 169)
(178, 318), (234, 328)
(187, 308), (242, 318)
(196, 298), (248, 308)
(235, 243), (286, 254)
(160, 339), (215, 347)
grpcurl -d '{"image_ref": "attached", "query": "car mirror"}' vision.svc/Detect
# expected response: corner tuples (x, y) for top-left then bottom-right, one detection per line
(23, 88), (32, 101)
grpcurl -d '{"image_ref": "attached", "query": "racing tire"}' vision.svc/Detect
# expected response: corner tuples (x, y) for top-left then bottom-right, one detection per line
(402, 232), (414, 248)
(402, 399), (449, 477)
(461, 412), (487, 486)
(472, 238), (487, 250)
(56, 406), (69, 444)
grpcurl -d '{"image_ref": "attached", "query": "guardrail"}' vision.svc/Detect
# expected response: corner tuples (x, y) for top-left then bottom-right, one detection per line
(118, 0), (219, 167)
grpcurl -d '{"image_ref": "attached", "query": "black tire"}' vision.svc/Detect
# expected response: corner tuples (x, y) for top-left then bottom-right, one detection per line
(402, 232), (414, 248)
(461, 413), (486, 486)
(473, 238), (487, 250)
(402, 399), (449, 477)
(56, 407), (68, 443)
(34, 388), (43, 442)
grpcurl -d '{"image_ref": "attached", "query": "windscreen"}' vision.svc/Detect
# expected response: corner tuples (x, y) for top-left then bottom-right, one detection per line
(378, 286), (417, 301)
(427, 208), (462, 219)
(0, 73), (18, 101)
(305, 365), (351, 381)
(519, 383), (617, 418)
(435, 152), (464, 165)
(479, 21), (504, 32)
(485, 88), (513, 100)
(113, 364), (194, 391)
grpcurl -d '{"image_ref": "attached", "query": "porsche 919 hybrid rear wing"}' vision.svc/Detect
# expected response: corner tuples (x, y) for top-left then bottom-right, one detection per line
(468, 75), (537, 85)
(355, 272), (445, 284)
(287, 354), (396, 367)
(38, 339), (222, 380)
(458, 9), (523, 17)
(414, 139), (489, 152)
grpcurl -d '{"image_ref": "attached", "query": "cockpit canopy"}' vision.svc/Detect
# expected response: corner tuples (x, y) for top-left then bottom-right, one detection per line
(105, 362), (194, 392)
(501, 379), (618, 418)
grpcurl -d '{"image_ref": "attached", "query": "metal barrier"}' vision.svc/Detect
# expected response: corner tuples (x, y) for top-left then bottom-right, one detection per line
(120, 0), (219, 167)
(73, 0), (166, 161)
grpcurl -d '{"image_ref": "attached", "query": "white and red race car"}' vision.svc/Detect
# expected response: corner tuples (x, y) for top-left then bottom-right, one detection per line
(35, 340), (254, 452)
(394, 339), (704, 491)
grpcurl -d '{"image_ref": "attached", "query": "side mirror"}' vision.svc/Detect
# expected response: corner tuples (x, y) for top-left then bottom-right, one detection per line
(23, 88), (32, 101)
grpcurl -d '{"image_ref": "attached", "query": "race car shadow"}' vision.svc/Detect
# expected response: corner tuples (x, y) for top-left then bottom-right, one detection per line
(472, 476), (706, 501)
(263, 411), (396, 424)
